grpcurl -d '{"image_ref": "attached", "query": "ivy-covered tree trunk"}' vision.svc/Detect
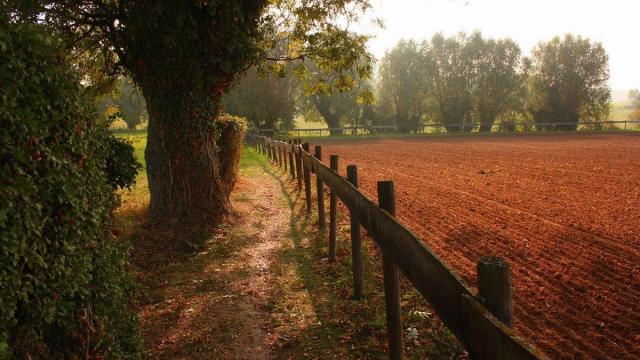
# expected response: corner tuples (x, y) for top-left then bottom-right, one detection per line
(142, 83), (232, 223)
(119, 2), (264, 224)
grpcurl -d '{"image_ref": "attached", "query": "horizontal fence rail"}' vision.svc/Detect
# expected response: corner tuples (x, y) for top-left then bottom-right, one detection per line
(246, 135), (549, 360)
(251, 120), (640, 137)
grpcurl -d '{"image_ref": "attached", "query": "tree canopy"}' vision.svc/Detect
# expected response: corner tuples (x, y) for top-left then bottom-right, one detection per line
(5, 0), (375, 223)
(375, 33), (524, 132)
(222, 67), (297, 131)
(526, 34), (610, 130)
(377, 39), (425, 132)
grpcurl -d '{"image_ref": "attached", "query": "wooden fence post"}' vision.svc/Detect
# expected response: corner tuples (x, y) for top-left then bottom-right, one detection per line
(295, 139), (303, 192)
(288, 140), (295, 178)
(377, 181), (404, 360)
(283, 143), (287, 171)
(302, 142), (312, 213)
(347, 165), (364, 300)
(477, 257), (514, 328)
(314, 146), (325, 229)
(329, 155), (338, 262)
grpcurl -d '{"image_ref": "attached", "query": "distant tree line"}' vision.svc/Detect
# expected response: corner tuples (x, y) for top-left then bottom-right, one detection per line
(225, 32), (614, 133)
(375, 32), (611, 132)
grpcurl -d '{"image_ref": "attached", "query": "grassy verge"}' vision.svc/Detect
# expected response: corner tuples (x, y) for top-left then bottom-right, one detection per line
(258, 151), (464, 359)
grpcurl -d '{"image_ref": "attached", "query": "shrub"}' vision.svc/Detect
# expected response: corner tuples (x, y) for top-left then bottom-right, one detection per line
(216, 114), (248, 195)
(0, 22), (142, 358)
(109, 117), (129, 130)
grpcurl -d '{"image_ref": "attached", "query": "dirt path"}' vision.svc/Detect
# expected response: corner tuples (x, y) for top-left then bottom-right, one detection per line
(135, 151), (297, 359)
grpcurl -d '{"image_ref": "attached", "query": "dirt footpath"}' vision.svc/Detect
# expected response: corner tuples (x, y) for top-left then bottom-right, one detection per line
(136, 151), (301, 359)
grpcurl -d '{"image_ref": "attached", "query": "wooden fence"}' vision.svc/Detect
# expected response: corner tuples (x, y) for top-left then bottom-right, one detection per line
(252, 119), (640, 138)
(246, 135), (550, 360)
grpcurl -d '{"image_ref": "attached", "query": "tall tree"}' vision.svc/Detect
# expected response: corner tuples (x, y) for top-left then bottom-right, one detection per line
(222, 67), (297, 131)
(527, 34), (610, 131)
(115, 77), (147, 129)
(377, 40), (426, 132)
(8, 1), (373, 223)
(422, 33), (475, 132)
(308, 90), (361, 135)
(471, 34), (523, 132)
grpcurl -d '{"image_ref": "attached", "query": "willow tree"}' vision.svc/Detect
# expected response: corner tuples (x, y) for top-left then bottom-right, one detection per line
(222, 66), (298, 131)
(377, 40), (426, 132)
(7, 1), (373, 223)
(471, 34), (523, 132)
(527, 34), (610, 131)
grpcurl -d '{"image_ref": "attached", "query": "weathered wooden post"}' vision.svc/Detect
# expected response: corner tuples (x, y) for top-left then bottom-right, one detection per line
(288, 140), (295, 178)
(377, 181), (404, 360)
(328, 155), (338, 261)
(278, 144), (283, 168)
(280, 145), (284, 168)
(314, 146), (325, 228)
(271, 142), (276, 162)
(302, 142), (312, 213)
(295, 139), (303, 191)
(283, 143), (287, 171)
(274, 142), (278, 164)
(347, 165), (364, 300)
(477, 256), (514, 328)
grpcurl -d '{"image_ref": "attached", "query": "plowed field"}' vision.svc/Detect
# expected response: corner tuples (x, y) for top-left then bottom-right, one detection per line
(317, 133), (640, 359)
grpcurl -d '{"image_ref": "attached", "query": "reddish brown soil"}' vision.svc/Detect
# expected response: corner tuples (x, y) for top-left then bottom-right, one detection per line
(317, 133), (640, 359)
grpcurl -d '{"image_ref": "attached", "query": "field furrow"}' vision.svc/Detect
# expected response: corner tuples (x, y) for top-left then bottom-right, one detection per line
(318, 133), (640, 359)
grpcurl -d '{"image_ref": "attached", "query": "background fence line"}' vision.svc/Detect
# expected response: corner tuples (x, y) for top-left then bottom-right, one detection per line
(250, 120), (640, 138)
(246, 135), (550, 360)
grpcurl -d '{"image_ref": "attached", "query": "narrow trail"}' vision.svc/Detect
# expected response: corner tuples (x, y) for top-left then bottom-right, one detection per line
(138, 151), (299, 359)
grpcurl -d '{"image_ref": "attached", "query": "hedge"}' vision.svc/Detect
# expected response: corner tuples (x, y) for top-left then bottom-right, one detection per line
(0, 21), (142, 358)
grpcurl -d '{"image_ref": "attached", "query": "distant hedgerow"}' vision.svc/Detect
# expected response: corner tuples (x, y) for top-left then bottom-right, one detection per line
(0, 21), (142, 359)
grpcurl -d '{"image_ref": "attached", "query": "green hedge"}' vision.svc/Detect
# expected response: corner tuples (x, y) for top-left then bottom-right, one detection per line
(0, 22), (142, 358)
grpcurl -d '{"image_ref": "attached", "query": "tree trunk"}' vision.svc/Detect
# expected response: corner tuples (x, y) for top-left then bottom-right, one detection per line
(324, 113), (343, 136)
(143, 89), (232, 224)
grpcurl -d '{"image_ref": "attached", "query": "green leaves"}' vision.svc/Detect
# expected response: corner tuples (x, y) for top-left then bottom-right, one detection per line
(528, 34), (611, 129)
(0, 22), (142, 358)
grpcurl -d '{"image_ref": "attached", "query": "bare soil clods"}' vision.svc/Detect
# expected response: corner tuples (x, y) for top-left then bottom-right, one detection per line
(318, 133), (640, 359)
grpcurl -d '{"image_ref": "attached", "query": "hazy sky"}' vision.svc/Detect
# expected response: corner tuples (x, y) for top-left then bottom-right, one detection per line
(360, 0), (639, 91)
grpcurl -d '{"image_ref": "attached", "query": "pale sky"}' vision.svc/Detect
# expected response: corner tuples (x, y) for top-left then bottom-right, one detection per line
(359, 0), (639, 93)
